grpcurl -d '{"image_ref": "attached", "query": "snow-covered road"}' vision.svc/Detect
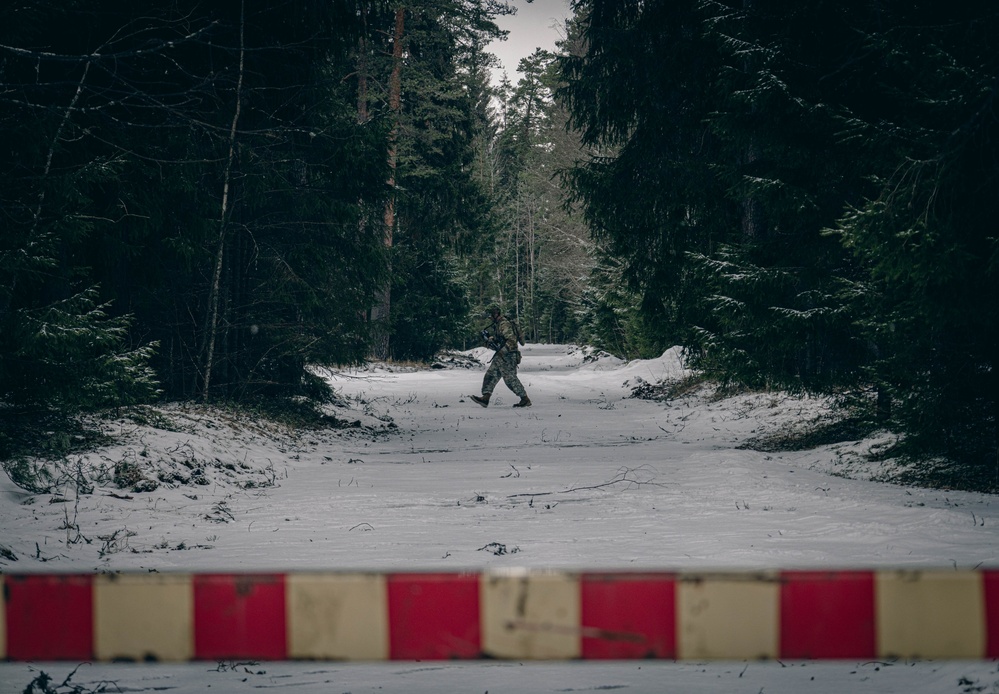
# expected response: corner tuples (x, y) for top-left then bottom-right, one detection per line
(1, 344), (997, 692)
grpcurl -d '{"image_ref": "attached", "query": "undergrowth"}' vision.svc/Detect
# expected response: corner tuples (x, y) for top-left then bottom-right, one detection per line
(875, 442), (999, 494)
(0, 388), (386, 497)
(0, 409), (113, 493)
(629, 373), (712, 401)
(633, 374), (999, 494)
(0, 409), (113, 463)
(219, 395), (353, 430)
(20, 665), (110, 693)
(738, 414), (881, 453)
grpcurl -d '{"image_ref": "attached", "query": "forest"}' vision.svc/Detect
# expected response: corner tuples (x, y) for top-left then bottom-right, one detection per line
(1, 0), (997, 489)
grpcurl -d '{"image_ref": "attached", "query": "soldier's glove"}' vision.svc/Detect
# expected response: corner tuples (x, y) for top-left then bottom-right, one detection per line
(481, 329), (501, 351)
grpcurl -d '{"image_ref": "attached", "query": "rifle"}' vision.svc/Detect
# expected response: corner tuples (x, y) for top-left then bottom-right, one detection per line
(480, 328), (502, 352)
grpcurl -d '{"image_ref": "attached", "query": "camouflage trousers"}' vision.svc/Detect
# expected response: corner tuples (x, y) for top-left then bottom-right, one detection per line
(482, 350), (526, 398)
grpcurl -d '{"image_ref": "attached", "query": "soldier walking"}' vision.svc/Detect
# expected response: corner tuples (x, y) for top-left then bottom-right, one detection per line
(471, 306), (531, 408)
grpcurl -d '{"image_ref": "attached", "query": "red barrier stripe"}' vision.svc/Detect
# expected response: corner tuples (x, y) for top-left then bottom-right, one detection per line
(779, 571), (876, 659)
(193, 574), (287, 660)
(387, 573), (480, 659)
(986, 570), (999, 659)
(581, 573), (676, 659)
(4, 574), (93, 660)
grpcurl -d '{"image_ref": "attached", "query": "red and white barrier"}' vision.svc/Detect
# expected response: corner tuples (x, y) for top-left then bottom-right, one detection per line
(3, 569), (998, 661)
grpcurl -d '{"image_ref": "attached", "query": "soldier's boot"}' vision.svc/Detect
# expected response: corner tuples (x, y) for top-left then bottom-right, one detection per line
(471, 393), (491, 408)
(513, 395), (532, 408)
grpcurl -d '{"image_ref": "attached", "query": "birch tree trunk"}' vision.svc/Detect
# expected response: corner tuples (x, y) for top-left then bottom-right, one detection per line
(202, 0), (245, 400)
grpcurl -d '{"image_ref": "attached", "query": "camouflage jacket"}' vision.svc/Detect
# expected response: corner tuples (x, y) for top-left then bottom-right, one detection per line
(487, 316), (522, 352)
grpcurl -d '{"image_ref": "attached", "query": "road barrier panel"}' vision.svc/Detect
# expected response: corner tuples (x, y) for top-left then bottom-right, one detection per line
(3, 569), (998, 661)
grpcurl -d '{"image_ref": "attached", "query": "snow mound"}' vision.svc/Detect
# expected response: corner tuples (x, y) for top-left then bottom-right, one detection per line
(617, 346), (689, 383)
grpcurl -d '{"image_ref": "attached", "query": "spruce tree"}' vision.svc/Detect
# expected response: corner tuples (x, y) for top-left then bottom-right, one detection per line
(561, 0), (999, 487)
(688, 0), (872, 392)
(830, 3), (999, 482)
(0, 0), (165, 413)
(559, 0), (730, 357)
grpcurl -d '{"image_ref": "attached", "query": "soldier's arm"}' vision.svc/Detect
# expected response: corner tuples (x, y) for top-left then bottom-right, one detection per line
(497, 322), (517, 351)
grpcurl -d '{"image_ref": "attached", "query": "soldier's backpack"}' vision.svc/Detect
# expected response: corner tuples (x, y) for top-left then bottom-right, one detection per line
(511, 319), (524, 346)
(510, 319), (524, 363)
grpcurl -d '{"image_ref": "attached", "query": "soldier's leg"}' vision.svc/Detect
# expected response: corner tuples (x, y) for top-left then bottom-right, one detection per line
(481, 358), (502, 395)
(497, 352), (527, 398)
(472, 359), (502, 407)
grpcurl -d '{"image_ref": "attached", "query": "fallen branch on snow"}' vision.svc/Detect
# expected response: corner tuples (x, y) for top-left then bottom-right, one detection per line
(505, 465), (666, 499)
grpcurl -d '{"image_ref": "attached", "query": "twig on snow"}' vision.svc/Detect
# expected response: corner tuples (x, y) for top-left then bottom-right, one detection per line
(506, 465), (665, 499)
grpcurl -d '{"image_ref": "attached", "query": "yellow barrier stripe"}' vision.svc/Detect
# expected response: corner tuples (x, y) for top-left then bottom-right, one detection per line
(93, 573), (194, 662)
(876, 570), (986, 659)
(677, 572), (780, 660)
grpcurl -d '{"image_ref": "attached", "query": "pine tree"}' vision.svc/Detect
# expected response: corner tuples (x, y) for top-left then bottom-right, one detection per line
(558, 0), (730, 357)
(364, 1), (511, 361)
(829, 3), (999, 482)
(491, 47), (594, 344)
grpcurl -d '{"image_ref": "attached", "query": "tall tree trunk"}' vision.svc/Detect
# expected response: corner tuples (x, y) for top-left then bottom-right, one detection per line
(740, 0), (766, 243)
(528, 198), (536, 342)
(357, 5), (370, 125)
(741, 142), (765, 240)
(371, 6), (405, 360)
(202, 0), (245, 400)
(515, 190), (521, 322)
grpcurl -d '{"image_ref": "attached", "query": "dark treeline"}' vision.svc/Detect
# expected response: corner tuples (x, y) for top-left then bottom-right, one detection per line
(0, 0), (532, 411)
(561, 0), (999, 485)
(2, 1), (997, 487)
(1, 0), (390, 408)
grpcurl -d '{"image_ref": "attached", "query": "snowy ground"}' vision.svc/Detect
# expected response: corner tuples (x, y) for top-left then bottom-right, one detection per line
(2, 344), (998, 693)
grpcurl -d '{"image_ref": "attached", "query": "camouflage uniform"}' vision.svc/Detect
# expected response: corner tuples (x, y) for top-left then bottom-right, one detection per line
(479, 313), (529, 403)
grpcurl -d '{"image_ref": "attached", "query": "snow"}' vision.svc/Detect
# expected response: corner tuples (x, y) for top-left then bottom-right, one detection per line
(2, 344), (998, 693)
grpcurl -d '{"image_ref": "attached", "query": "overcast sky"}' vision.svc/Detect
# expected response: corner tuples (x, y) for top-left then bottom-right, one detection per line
(488, 0), (572, 85)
